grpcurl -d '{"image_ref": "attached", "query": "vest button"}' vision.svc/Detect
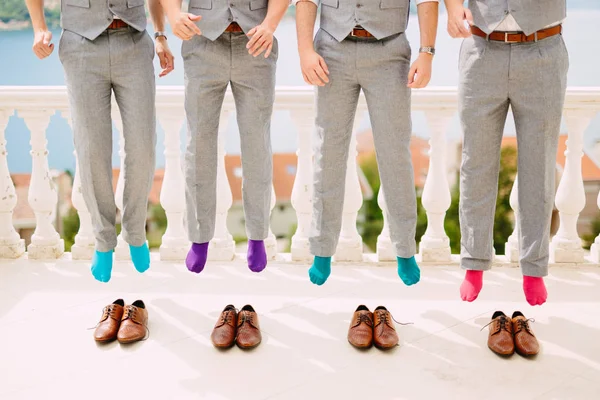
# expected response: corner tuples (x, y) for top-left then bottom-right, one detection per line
(356, 3), (362, 7)
(230, 3), (234, 6)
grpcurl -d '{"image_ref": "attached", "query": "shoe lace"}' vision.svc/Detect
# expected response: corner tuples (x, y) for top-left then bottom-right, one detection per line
(124, 307), (137, 321)
(374, 311), (413, 331)
(87, 305), (118, 330)
(481, 316), (510, 332)
(356, 313), (373, 327)
(516, 318), (535, 334)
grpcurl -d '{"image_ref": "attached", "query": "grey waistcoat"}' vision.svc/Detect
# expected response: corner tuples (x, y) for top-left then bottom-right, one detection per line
(468, 0), (566, 35)
(61, 0), (147, 41)
(188, 0), (269, 41)
(319, 0), (410, 42)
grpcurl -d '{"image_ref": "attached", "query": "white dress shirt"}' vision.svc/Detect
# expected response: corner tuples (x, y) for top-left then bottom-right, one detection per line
(494, 15), (564, 32)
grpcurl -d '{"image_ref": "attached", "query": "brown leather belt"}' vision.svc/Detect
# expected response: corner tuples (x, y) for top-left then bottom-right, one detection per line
(349, 27), (374, 38)
(107, 19), (129, 29)
(471, 24), (562, 43)
(225, 22), (244, 33)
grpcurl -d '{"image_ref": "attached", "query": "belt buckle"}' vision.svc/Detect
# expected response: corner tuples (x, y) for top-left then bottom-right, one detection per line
(504, 32), (519, 43)
(351, 29), (358, 38)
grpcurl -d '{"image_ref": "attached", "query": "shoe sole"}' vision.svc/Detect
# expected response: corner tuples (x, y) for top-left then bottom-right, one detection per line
(374, 342), (398, 351)
(348, 339), (373, 350)
(117, 337), (145, 344)
(94, 337), (117, 343)
(236, 341), (261, 350)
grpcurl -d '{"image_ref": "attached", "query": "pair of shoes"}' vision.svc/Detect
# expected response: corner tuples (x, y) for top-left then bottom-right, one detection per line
(93, 299), (148, 344)
(485, 311), (540, 357)
(348, 305), (399, 350)
(211, 305), (262, 350)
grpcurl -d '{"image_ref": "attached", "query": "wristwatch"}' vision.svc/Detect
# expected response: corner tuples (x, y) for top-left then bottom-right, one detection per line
(154, 31), (167, 40)
(419, 46), (435, 56)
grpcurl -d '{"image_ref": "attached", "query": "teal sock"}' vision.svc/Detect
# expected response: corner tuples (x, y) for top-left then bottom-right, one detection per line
(397, 256), (420, 286)
(129, 243), (150, 273)
(91, 250), (113, 283)
(309, 256), (331, 286)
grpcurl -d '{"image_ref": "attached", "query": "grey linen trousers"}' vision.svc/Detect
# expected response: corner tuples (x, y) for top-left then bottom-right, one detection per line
(59, 28), (156, 252)
(182, 32), (277, 243)
(310, 29), (417, 258)
(459, 34), (569, 277)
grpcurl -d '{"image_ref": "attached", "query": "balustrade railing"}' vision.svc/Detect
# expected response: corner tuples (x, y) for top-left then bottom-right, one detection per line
(0, 86), (599, 264)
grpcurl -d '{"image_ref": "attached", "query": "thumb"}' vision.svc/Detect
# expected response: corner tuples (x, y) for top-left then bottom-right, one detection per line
(247, 26), (257, 37)
(464, 9), (474, 25)
(43, 31), (52, 45)
(188, 13), (202, 21)
(407, 64), (417, 84)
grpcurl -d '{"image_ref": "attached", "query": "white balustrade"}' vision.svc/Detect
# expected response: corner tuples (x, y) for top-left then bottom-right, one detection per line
(376, 187), (395, 262)
(505, 174), (520, 263)
(419, 110), (453, 262)
(591, 188), (600, 262)
(209, 110), (235, 261)
(290, 107), (314, 262)
(63, 112), (95, 260)
(334, 110), (366, 262)
(0, 109), (25, 258)
(550, 110), (596, 263)
(112, 110), (131, 260)
(20, 109), (64, 259)
(265, 184), (278, 260)
(158, 109), (189, 261)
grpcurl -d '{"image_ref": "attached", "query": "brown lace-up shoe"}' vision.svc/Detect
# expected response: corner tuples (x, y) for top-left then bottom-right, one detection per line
(486, 311), (515, 356)
(373, 306), (399, 350)
(117, 300), (148, 344)
(94, 299), (125, 343)
(512, 311), (540, 356)
(236, 305), (262, 349)
(348, 305), (374, 349)
(211, 305), (238, 349)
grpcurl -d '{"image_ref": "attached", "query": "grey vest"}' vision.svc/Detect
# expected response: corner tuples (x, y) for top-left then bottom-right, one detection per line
(319, 0), (410, 42)
(61, 0), (147, 41)
(188, 0), (269, 41)
(468, 0), (566, 35)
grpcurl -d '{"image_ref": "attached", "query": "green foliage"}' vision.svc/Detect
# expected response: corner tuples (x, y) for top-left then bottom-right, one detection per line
(147, 204), (166, 249)
(0, 0), (60, 27)
(582, 213), (600, 250)
(62, 207), (80, 252)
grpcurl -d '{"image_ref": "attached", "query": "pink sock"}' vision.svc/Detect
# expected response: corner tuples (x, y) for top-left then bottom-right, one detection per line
(460, 270), (483, 302)
(523, 276), (547, 306)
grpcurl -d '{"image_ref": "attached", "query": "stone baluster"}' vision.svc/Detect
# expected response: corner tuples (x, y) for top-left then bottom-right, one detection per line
(550, 110), (596, 263)
(419, 110), (453, 262)
(264, 184), (277, 260)
(112, 110), (131, 260)
(505, 174), (519, 263)
(158, 109), (189, 261)
(209, 110), (235, 261)
(290, 108), (314, 261)
(20, 109), (64, 259)
(334, 112), (364, 262)
(0, 109), (25, 258)
(590, 185), (600, 262)
(62, 112), (95, 260)
(376, 186), (395, 261)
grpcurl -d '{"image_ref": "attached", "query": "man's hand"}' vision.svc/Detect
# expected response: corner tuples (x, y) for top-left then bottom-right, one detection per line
(170, 13), (202, 40)
(246, 23), (275, 58)
(407, 53), (433, 89)
(447, 5), (473, 38)
(156, 37), (174, 77)
(299, 49), (329, 87)
(32, 30), (54, 59)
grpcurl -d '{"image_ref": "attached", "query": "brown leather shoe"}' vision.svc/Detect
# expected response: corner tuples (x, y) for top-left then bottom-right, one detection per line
(117, 300), (148, 344)
(211, 305), (238, 349)
(236, 305), (261, 349)
(373, 306), (399, 350)
(512, 311), (540, 356)
(94, 299), (125, 343)
(486, 311), (515, 356)
(348, 305), (374, 349)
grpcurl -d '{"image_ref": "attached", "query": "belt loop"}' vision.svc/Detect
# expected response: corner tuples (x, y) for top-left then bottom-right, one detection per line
(485, 33), (490, 41)
(534, 32), (538, 42)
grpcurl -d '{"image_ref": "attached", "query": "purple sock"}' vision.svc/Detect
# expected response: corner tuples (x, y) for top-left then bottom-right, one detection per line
(247, 239), (267, 273)
(186, 242), (208, 273)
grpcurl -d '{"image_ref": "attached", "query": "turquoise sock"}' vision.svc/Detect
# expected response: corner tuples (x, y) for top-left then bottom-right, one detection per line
(91, 250), (113, 283)
(309, 256), (331, 286)
(397, 256), (420, 286)
(129, 243), (150, 273)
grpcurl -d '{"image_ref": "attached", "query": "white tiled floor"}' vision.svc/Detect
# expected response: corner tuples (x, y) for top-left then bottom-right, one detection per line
(1, 256), (599, 400)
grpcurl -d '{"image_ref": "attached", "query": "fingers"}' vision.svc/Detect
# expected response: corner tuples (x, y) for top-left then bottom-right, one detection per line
(188, 13), (202, 22)
(184, 16), (202, 36)
(264, 42), (273, 58)
(314, 63), (329, 84)
(176, 23), (196, 40)
(246, 30), (263, 52)
(251, 38), (270, 57)
(407, 64), (417, 86)
(307, 69), (324, 86)
(158, 51), (175, 77)
(33, 40), (53, 59)
(158, 52), (168, 70)
(318, 57), (329, 75)
(465, 9), (474, 26)
(302, 72), (311, 86)
(43, 31), (52, 45)
(247, 26), (257, 37)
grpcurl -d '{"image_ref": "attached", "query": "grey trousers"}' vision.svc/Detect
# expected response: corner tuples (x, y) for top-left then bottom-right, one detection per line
(459, 34), (569, 277)
(182, 32), (277, 243)
(310, 29), (417, 258)
(59, 28), (156, 252)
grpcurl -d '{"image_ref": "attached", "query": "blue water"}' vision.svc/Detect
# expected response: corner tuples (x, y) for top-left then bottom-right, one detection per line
(2, 13), (600, 173)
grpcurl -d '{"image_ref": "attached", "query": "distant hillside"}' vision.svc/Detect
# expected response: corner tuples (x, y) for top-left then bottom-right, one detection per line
(0, 0), (60, 29)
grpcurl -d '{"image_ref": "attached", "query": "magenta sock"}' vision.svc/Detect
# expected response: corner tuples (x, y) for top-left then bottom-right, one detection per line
(186, 242), (208, 274)
(523, 276), (547, 306)
(247, 239), (267, 273)
(460, 270), (483, 302)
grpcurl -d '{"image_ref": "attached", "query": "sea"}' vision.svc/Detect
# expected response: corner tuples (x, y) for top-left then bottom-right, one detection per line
(2, 10), (600, 173)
